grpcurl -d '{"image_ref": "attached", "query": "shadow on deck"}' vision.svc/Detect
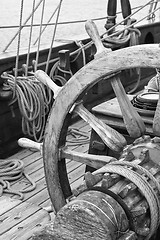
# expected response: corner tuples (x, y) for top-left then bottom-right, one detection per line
(0, 120), (91, 240)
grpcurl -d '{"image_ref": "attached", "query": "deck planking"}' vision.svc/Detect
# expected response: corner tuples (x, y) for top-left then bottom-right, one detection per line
(0, 119), (91, 240)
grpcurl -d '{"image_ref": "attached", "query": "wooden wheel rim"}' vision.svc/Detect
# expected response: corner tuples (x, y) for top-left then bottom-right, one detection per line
(43, 44), (160, 212)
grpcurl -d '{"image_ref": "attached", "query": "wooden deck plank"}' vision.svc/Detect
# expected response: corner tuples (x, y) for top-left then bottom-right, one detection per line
(0, 197), (21, 215)
(0, 209), (50, 240)
(0, 119), (91, 239)
(0, 201), (49, 234)
(7, 149), (33, 161)
(9, 131), (90, 197)
(29, 189), (51, 208)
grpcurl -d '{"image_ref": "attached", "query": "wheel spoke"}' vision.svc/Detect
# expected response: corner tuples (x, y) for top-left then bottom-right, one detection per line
(111, 74), (146, 137)
(73, 102), (127, 152)
(60, 146), (116, 169)
(35, 70), (127, 152)
(35, 19), (160, 212)
(18, 138), (43, 154)
(86, 19), (146, 138)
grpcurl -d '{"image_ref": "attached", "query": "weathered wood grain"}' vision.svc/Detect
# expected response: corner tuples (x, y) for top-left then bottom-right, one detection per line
(153, 77), (160, 136)
(86, 19), (145, 138)
(43, 43), (160, 212)
(43, 191), (129, 240)
(111, 75), (146, 137)
(61, 147), (116, 169)
(0, 119), (90, 240)
(36, 70), (126, 152)
(1, 208), (50, 240)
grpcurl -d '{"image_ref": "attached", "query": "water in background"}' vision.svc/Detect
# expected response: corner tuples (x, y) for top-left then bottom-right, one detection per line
(0, 0), (158, 52)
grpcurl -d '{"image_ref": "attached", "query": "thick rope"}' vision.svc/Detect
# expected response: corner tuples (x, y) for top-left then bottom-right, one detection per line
(65, 1), (155, 65)
(0, 159), (36, 200)
(49, 60), (73, 86)
(111, 160), (160, 194)
(94, 163), (160, 240)
(102, 0), (159, 39)
(2, 1), (158, 56)
(67, 127), (90, 146)
(45, 0), (63, 73)
(145, 70), (160, 92)
(74, 41), (86, 66)
(1, 72), (53, 142)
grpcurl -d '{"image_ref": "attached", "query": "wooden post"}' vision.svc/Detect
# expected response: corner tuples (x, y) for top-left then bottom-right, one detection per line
(59, 50), (71, 83)
(105, 0), (117, 31)
(120, 0), (131, 21)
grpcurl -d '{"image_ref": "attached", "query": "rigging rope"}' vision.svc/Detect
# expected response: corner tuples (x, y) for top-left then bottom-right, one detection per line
(25, 0), (36, 76)
(33, 3), (61, 46)
(60, 1), (156, 65)
(3, 0), (44, 52)
(67, 127), (90, 146)
(14, 0), (24, 98)
(49, 59), (73, 86)
(0, 159), (36, 200)
(1, 0), (159, 143)
(94, 162), (160, 240)
(0, 5), (150, 30)
(45, 0), (63, 73)
(148, 0), (159, 20)
(2, 0), (159, 55)
(1, 72), (53, 142)
(35, 0), (46, 72)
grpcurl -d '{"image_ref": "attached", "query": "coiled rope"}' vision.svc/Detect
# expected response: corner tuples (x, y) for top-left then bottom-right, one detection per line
(67, 127), (90, 146)
(0, 159), (36, 200)
(49, 59), (73, 86)
(94, 162), (160, 240)
(144, 69), (160, 92)
(1, 72), (53, 142)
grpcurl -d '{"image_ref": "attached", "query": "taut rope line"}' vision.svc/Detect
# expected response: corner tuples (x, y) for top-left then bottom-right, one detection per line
(3, 0), (44, 52)
(25, 0), (36, 77)
(33, 3), (61, 46)
(45, 0), (63, 73)
(35, 0), (46, 72)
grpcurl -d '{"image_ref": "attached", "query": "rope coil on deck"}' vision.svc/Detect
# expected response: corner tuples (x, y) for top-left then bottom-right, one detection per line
(67, 127), (90, 146)
(0, 159), (36, 199)
(94, 162), (160, 240)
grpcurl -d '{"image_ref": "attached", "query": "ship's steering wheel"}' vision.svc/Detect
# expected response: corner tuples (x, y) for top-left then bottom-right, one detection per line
(36, 21), (160, 212)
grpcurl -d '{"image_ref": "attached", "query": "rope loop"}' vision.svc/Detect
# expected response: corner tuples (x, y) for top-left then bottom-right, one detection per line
(1, 72), (53, 142)
(66, 127), (90, 146)
(0, 158), (36, 199)
(49, 60), (72, 86)
(94, 162), (160, 240)
(74, 40), (86, 66)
